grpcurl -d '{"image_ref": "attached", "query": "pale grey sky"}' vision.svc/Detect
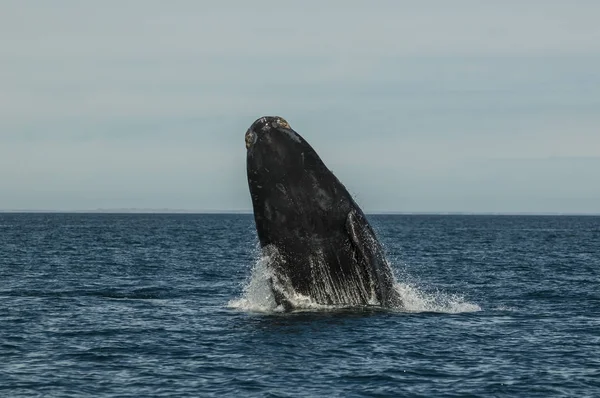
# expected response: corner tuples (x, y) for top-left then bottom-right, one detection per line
(1, 1), (599, 213)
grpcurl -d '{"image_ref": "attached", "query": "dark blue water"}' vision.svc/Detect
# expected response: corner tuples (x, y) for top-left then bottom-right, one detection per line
(1, 213), (598, 397)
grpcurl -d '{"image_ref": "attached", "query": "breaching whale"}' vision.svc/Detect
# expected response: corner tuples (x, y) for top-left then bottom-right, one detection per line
(245, 116), (401, 310)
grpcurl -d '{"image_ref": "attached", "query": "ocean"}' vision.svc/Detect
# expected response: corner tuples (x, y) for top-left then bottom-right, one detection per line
(1, 213), (598, 397)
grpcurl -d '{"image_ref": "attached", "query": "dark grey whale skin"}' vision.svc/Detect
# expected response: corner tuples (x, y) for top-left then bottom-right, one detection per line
(245, 116), (401, 309)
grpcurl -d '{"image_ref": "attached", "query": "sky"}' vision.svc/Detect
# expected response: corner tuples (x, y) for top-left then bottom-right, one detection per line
(1, 1), (600, 213)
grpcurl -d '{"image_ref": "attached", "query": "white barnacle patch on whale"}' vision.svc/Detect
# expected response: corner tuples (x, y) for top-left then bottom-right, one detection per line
(245, 129), (257, 149)
(275, 117), (290, 129)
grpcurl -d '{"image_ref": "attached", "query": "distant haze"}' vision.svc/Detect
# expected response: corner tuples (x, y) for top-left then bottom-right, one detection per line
(2, 1), (599, 214)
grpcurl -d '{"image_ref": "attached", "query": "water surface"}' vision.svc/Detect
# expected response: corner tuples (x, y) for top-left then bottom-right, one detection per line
(1, 214), (598, 397)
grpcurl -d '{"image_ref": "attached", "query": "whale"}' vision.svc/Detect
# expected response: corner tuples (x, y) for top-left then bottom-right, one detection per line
(245, 116), (401, 310)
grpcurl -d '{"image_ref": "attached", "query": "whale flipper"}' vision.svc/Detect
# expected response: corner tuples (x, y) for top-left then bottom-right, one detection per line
(345, 209), (399, 306)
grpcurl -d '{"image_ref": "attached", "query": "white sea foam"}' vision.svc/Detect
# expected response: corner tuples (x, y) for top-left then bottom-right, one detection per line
(228, 251), (481, 314)
(227, 251), (334, 312)
(228, 251), (280, 313)
(394, 282), (481, 313)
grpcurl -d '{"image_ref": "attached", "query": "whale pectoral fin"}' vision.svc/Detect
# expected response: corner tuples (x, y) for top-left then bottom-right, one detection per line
(345, 210), (382, 266)
(345, 210), (399, 306)
(345, 210), (382, 296)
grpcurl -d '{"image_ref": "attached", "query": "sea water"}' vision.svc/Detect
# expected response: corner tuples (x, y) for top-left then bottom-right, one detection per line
(1, 213), (598, 397)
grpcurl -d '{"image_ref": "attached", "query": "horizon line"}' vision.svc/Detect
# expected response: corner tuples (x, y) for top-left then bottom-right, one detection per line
(1, 209), (599, 216)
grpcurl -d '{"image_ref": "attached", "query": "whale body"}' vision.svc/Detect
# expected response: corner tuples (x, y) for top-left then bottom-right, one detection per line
(245, 116), (401, 310)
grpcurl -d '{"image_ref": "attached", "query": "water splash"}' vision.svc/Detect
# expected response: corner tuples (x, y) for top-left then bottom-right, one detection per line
(228, 251), (481, 314)
(394, 282), (481, 313)
(228, 251), (280, 313)
(228, 250), (334, 313)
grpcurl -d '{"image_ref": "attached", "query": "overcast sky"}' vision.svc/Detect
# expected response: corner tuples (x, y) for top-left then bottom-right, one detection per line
(1, 1), (599, 213)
